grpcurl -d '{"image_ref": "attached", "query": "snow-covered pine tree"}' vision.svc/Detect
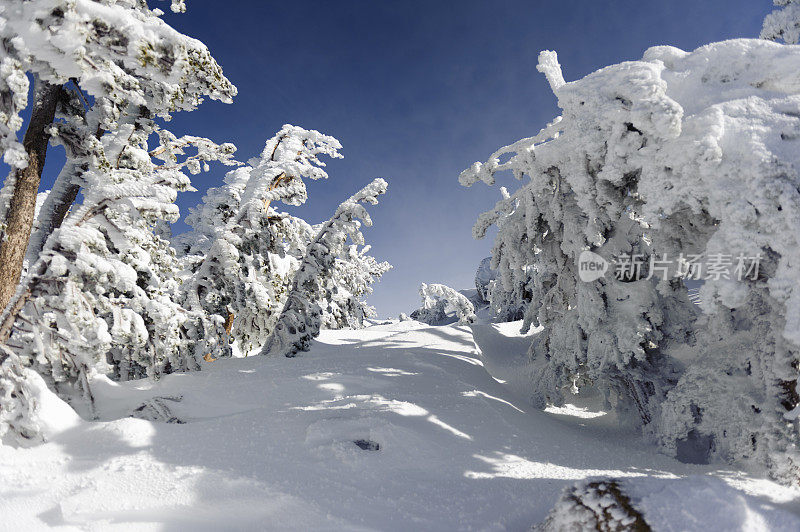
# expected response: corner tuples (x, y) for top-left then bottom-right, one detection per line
(411, 283), (476, 325)
(178, 125), (344, 356)
(0, 0), (237, 422)
(474, 257), (495, 304)
(320, 245), (392, 330)
(462, 37), (800, 481)
(461, 50), (692, 423)
(261, 178), (388, 358)
(472, 189), (532, 322)
(0, 111), (238, 411)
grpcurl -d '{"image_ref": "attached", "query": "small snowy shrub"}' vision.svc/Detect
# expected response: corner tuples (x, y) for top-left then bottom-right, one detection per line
(534, 479), (650, 532)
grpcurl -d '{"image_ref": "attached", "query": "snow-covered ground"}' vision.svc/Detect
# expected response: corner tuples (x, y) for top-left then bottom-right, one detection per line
(2, 320), (800, 530)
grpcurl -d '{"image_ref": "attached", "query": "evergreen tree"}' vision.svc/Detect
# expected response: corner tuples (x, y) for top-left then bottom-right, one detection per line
(261, 179), (388, 358)
(462, 38), (800, 481)
(0, 0), (236, 422)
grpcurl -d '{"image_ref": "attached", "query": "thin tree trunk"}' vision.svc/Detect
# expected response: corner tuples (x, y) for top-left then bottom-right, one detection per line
(0, 78), (60, 313)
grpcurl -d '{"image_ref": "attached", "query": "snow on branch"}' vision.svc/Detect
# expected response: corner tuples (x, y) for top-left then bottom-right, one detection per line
(0, 345), (41, 444)
(536, 50), (566, 93)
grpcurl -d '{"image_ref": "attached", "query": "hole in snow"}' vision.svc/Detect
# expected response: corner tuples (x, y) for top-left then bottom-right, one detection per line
(353, 439), (380, 451)
(675, 430), (713, 464)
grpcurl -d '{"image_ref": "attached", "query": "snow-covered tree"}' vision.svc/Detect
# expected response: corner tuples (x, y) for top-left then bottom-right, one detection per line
(762, 0), (800, 43)
(0, 116), (238, 411)
(411, 283), (476, 325)
(261, 178), (388, 358)
(462, 39), (800, 481)
(0, 0), (237, 422)
(321, 245), (392, 330)
(471, 188), (531, 323)
(178, 125), (343, 356)
(461, 50), (692, 426)
(474, 257), (495, 303)
(0, 0), (236, 312)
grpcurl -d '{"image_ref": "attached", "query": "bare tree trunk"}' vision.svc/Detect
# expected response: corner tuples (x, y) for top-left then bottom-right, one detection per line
(0, 78), (61, 313)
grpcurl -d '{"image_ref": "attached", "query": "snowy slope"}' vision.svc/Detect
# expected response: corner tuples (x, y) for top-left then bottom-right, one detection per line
(2, 321), (800, 530)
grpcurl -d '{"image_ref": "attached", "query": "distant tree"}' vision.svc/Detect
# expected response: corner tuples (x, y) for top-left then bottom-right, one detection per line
(411, 283), (476, 325)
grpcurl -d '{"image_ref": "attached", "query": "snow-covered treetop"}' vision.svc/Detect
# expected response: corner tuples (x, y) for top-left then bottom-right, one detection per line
(183, 125), (343, 250)
(242, 124), (343, 210)
(762, 0), (800, 44)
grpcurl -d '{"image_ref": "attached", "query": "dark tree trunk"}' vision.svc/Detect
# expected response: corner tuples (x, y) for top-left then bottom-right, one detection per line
(0, 77), (61, 313)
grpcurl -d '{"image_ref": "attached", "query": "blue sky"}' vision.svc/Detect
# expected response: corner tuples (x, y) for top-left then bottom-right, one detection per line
(31, 1), (770, 316)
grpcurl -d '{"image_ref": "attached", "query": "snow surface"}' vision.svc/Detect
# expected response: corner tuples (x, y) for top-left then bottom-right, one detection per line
(2, 320), (800, 530)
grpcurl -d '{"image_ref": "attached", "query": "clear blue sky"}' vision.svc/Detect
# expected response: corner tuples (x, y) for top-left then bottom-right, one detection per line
(32, 1), (771, 316)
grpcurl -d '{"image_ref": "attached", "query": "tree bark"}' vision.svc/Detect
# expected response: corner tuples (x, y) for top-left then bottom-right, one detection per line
(0, 78), (61, 313)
